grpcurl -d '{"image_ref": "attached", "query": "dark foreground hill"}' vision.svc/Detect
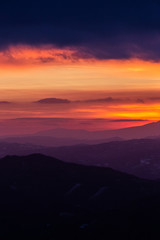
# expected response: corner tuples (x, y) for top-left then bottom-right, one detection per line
(0, 154), (159, 239)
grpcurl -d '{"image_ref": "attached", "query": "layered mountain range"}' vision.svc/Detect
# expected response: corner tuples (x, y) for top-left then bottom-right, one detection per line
(0, 153), (159, 239)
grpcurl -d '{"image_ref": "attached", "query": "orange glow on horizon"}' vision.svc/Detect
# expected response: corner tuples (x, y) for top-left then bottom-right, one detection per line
(0, 45), (159, 93)
(0, 44), (160, 128)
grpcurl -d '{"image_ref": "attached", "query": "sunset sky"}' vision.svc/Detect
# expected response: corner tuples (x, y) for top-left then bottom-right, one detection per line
(0, 0), (160, 133)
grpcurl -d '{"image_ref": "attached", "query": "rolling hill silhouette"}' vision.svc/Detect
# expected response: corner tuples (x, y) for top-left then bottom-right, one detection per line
(0, 153), (159, 239)
(1, 138), (160, 179)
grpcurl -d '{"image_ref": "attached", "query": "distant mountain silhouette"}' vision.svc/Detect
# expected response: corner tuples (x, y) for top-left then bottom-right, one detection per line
(0, 153), (159, 239)
(0, 135), (122, 147)
(1, 121), (160, 147)
(35, 121), (160, 140)
(40, 138), (160, 179)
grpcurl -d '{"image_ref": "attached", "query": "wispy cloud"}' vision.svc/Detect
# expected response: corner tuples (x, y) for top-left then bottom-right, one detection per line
(0, 101), (12, 104)
(110, 119), (146, 122)
(35, 97), (146, 105)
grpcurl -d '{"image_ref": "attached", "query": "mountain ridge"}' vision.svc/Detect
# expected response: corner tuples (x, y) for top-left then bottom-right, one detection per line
(34, 121), (160, 140)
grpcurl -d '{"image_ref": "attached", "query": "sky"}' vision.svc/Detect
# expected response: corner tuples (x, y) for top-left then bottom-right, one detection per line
(0, 0), (160, 133)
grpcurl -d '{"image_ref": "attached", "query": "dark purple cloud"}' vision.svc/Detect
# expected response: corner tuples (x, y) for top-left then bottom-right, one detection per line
(148, 97), (160, 101)
(84, 97), (121, 103)
(110, 119), (146, 122)
(0, 0), (160, 61)
(0, 101), (11, 104)
(136, 99), (145, 104)
(82, 97), (145, 104)
(35, 97), (146, 105)
(35, 98), (71, 104)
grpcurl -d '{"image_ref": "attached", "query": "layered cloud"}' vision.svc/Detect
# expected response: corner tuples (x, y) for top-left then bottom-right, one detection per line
(35, 97), (146, 105)
(0, 0), (160, 61)
(0, 0), (159, 132)
(1, 92), (160, 128)
(0, 45), (88, 66)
